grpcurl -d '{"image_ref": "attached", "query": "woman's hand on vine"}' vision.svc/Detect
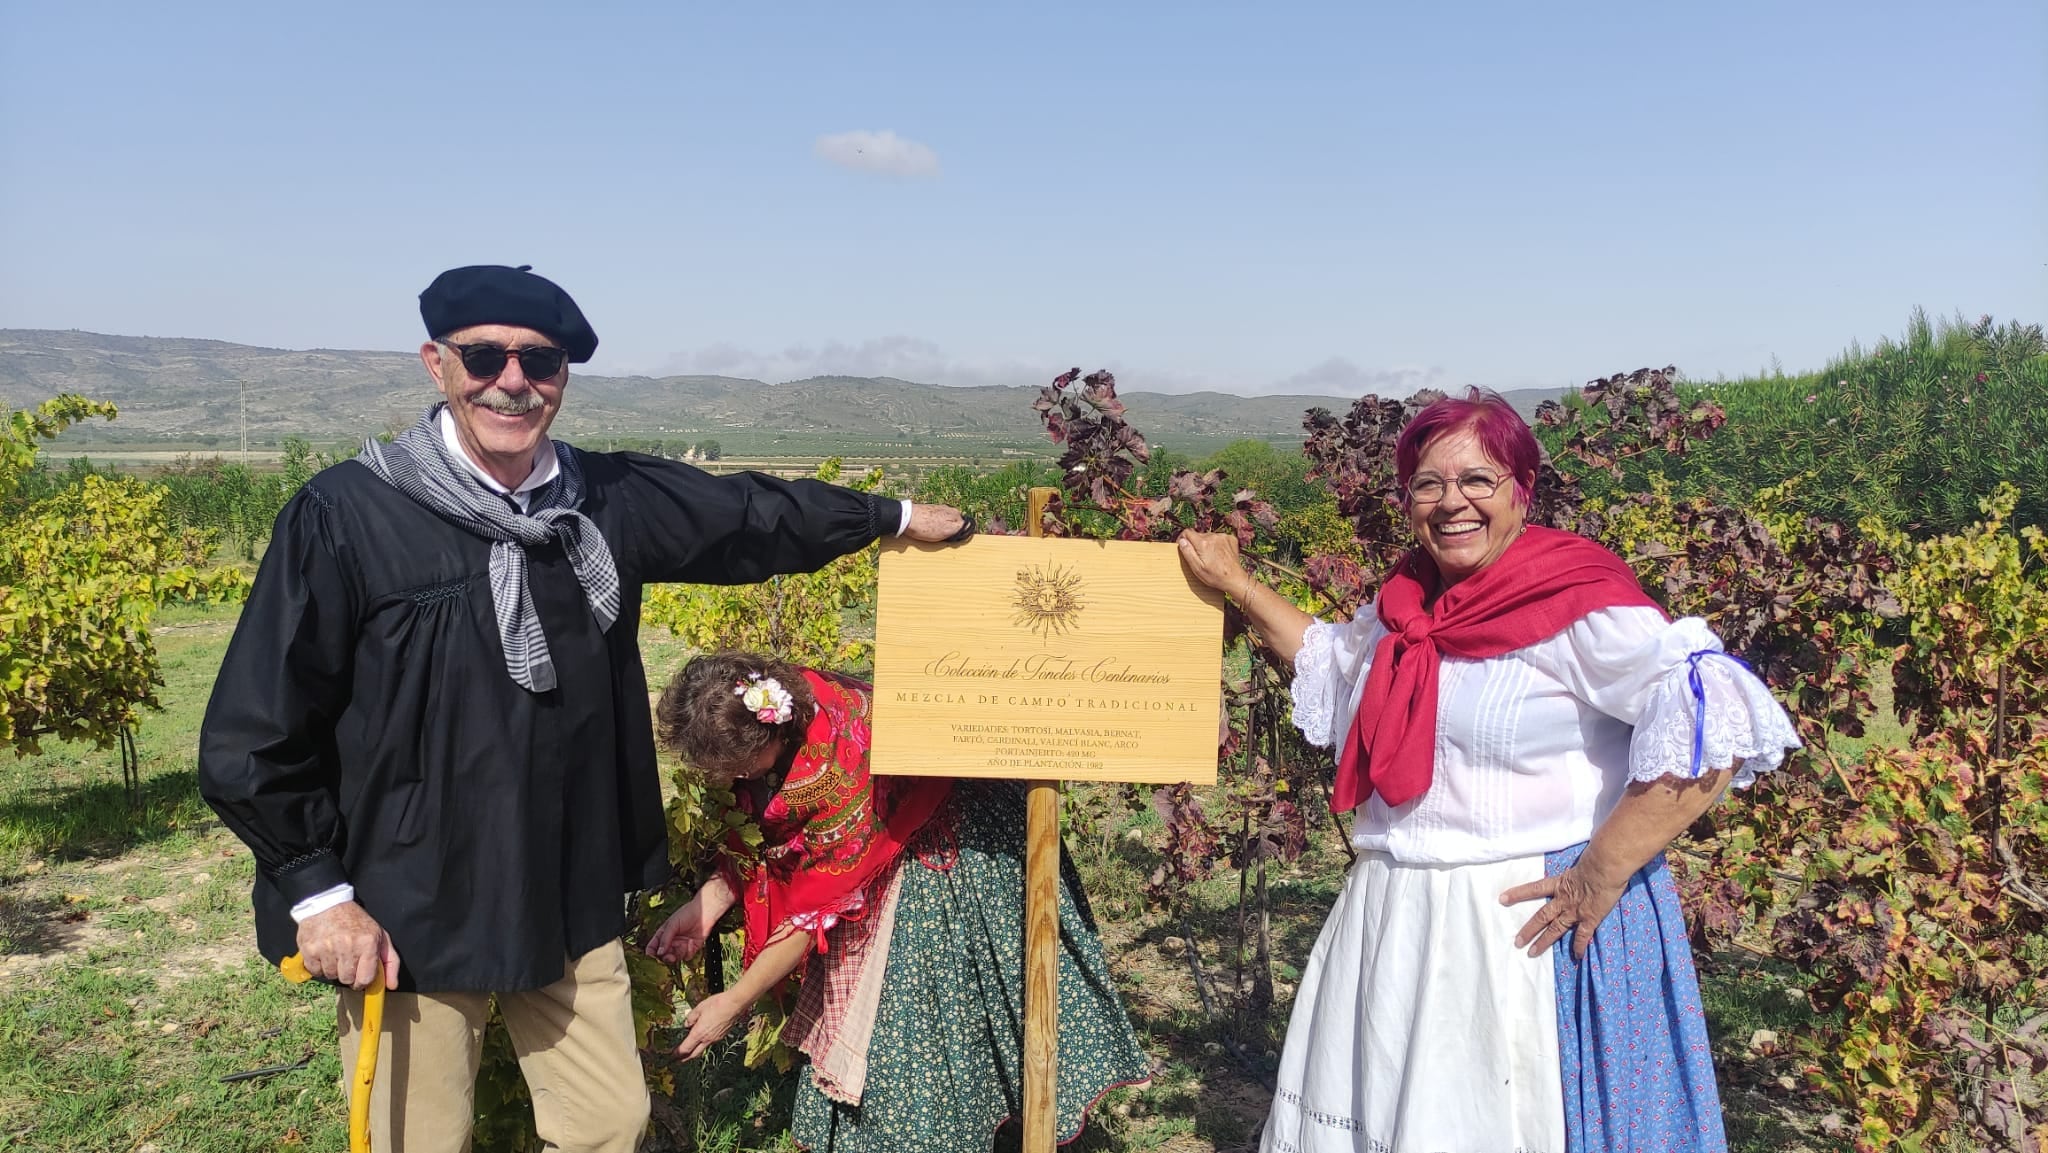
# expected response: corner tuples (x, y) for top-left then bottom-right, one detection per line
(1500, 860), (1629, 961)
(647, 896), (716, 964)
(675, 990), (750, 1061)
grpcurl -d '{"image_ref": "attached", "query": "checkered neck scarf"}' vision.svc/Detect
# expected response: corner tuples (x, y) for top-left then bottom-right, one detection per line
(359, 405), (620, 692)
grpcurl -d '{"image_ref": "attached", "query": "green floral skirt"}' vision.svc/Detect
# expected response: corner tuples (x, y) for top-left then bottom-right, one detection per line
(790, 780), (1152, 1152)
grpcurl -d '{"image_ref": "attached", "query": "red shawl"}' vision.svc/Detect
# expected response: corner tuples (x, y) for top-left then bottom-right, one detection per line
(1331, 526), (1664, 814)
(724, 669), (952, 965)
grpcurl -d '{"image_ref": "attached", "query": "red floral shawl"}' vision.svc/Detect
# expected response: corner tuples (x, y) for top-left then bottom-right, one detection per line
(722, 669), (952, 965)
(1331, 526), (1664, 813)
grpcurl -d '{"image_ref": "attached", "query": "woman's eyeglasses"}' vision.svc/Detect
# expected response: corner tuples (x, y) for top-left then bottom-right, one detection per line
(1406, 472), (1508, 504)
(439, 341), (568, 382)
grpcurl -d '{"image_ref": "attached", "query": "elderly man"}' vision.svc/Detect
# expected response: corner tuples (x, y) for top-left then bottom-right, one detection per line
(199, 264), (967, 1153)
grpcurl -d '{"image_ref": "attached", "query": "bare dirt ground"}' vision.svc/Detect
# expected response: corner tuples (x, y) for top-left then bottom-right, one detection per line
(0, 842), (250, 984)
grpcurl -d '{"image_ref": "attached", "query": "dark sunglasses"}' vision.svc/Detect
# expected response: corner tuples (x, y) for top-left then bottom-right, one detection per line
(438, 340), (568, 382)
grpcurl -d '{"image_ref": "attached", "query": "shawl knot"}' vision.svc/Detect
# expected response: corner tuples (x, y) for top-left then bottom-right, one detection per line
(358, 405), (621, 693)
(1331, 526), (1663, 814)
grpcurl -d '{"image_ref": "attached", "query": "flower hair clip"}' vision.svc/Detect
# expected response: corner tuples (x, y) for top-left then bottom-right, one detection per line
(734, 674), (795, 725)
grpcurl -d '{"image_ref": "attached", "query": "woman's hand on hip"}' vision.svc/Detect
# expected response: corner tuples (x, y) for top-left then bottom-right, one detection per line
(1500, 861), (1630, 961)
(1504, 769), (1734, 960)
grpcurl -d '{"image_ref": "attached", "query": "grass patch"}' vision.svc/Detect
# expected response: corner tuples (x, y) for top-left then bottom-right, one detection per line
(0, 955), (347, 1152)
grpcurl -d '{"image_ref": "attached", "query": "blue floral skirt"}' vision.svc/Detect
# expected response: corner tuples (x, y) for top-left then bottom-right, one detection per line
(1547, 843), (1727, 1153)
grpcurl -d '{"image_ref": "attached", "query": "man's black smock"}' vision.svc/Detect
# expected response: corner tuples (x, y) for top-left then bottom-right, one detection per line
(198, 451), (902, 993)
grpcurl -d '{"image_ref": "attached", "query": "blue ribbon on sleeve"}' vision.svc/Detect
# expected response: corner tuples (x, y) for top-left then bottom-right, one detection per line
(1686, 649), (1753, 777)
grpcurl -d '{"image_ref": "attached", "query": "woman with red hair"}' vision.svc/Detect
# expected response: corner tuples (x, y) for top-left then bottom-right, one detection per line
(1178, 388), (1796, 1153)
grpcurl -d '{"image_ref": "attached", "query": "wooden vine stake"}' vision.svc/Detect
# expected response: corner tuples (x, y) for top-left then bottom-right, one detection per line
(1022, 485), (1061, 1153)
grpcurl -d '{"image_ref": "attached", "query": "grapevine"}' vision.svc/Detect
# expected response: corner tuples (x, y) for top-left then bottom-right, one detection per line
(1039, 361), (2047, 1149)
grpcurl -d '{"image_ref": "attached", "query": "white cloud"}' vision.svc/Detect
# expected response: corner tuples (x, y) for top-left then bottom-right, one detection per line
(656, 336), (1030, 387)
(646, 339), (1456, 401)
(812, 130), (941, 178)
(1268, 357), (1454, 399)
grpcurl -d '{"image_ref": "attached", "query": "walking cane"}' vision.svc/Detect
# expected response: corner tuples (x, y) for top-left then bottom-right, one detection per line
(280, 952), (384, 1153)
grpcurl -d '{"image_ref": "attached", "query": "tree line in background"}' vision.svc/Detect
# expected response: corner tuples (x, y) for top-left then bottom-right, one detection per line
(3, 312), (2044, 1150)
(12, 309), (2035, 574)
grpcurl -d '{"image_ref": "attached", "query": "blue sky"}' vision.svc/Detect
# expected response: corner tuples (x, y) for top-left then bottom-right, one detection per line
(3, 1), (2042, 396)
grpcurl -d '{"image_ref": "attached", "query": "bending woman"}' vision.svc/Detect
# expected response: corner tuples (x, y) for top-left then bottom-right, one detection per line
(647, 651), (1151, 1153)
(1177, 389), (1798, 1153)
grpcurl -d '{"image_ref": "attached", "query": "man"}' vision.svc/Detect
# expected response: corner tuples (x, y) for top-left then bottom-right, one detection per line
(199, 264), (968, 1153)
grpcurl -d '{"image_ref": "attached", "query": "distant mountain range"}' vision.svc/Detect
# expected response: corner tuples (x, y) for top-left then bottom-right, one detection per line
(0, 329), (1563, 449)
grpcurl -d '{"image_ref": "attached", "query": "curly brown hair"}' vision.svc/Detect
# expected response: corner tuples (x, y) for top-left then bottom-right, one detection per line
(654, 651), (816, 785)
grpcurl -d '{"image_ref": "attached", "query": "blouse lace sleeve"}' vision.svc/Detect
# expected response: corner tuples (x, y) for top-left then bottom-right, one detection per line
(1521, 606), (1802, 789)
(1289, 608), (1387, 749)
(1631, 644), (1801, 789)
(1289, 621), (1339, 747)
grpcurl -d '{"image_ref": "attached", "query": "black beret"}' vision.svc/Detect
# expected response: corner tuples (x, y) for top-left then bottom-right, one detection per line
(419, 265), (598, 363)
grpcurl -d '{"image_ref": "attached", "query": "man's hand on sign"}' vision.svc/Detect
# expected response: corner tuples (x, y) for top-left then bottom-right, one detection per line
(298, 901), (402, 990)
(903, 503), (973, 543)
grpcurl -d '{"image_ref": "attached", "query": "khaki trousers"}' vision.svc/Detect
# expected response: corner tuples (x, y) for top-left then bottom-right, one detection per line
(337, 939), (650, 1153)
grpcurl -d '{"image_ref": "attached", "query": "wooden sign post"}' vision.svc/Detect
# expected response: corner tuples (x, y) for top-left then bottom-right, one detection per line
(1022, 488), (1061, 1153)
(870, 489), (1224, 1152)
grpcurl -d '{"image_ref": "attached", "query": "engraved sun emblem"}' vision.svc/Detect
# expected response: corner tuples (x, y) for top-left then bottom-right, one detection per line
(1012, 563), (1085, 640)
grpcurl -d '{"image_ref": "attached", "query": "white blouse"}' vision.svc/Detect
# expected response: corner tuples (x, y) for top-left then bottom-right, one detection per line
(1291, 604), (1801, 865)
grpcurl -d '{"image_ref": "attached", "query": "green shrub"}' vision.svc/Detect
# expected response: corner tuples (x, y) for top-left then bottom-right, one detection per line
(1675, 310), (2047, 535)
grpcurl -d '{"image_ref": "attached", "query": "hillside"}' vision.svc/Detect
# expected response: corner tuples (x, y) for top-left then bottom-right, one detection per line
(0, 329), (1561, 450)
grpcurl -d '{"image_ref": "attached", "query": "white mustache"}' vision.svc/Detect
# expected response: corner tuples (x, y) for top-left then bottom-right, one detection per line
(470, 388), (546, 416)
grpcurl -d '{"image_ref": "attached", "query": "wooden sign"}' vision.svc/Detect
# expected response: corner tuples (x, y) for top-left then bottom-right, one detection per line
(870, 534), (1224, 784)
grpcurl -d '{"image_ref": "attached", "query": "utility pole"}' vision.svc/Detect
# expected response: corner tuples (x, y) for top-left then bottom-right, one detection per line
(239, 379), (248, 463)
